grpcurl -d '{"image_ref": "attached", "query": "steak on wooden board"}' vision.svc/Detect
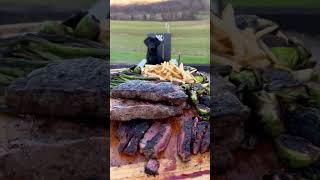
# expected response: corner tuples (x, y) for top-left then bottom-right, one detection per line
(110, 98), (184, 121)
(178, 118), (210, 161)
(5, 58), (107, 119)
(139, 122), (172, 159)
(177, 118), (194, 162)
(116, 120), (151, 155)
(192, 120), (210, 154)
(144, 159), (160, 176)
(111, 80), (188, 106)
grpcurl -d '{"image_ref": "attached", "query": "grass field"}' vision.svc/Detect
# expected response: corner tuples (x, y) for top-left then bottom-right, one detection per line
(110, 20), (210, 64)
(227, 0), (320, 8)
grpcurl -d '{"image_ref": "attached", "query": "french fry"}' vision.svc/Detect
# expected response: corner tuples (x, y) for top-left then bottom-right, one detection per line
(142, 62), (196, 83)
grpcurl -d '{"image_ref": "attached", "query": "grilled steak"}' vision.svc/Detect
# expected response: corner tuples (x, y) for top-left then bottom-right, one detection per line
(192, 121), (210, 154)
(145, 159), (160, 176)
(116, 120), (151, 155)
(5, 58), (108, 119)
(140, 122), (172, 159)
(201, 123), (210, 153)
(110, 98), (184, 121)
(177, 118), (195, 162)
(111, 80), (188, 106)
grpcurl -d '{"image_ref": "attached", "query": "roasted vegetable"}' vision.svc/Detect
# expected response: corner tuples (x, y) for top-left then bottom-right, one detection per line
(251, 91), (284, 137)
(190, 90), (199, 104)
(292, 69), (319, 83)
(270, 47), (301, 69)
(274, 86), (310, 105)
(287, 107), (320, 146)
(275, 134), (320, 168)
(40, 21), (73, 36)
(306, 82), (320, 108)
(229, 68), (261, 91)
(74, 14), (100, 40)
(263, 67), (299, 91)
(197, 104), (210, 116)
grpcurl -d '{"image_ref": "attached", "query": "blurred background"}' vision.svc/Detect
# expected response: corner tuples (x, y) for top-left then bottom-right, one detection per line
(110, 0), (210, 64)
(0, 0), (102, 25)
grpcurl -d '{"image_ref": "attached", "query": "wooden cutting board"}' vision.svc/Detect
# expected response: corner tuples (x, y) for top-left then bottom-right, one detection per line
(110, 110), (210, 180)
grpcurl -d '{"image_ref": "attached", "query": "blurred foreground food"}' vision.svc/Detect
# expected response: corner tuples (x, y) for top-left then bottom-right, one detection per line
(212, 4), (320, 179)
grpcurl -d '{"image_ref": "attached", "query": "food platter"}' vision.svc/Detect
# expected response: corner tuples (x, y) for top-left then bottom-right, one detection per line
(110, 66), (210, 179)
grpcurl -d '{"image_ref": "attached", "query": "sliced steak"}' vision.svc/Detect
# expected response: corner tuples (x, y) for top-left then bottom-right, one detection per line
(116, 120), (151, 155)
(192, 121), (209, 154)
(144, 159), (160, 176)
(177, 118), (195, 162)
(110, 98), (184, 121)
(201, 123), (210, 153)
(5, 58), (108, 119)
(111, 80), (188, 106)
(139, 122), (172, 159)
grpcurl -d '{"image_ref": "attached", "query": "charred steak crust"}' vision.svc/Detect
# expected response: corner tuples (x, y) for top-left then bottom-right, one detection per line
(145, 159), (160, 176)
(110, 98), (184, 121)
(140, 123), (172, 159)
(201, 123), (210, 153)
(193, 121), (209, 154)
(111, 80), (188, 106)
(5, 58), (108, 119)
(116, 120), (151, 155)
(178, 118), (194, 162)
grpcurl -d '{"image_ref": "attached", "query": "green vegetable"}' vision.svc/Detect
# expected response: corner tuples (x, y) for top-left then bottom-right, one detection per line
(133, 66), (141, 74)
(40, 21), (73, 36)
(229, 68), (261, 91)
(271, 47), (299, 68)
(190, 90), (198, 104)
(74, 14), (100, 40)
(197, 104), (210, 116)
(251, 91), (285, 137)
(195, 75), (204, 83)
(306, 82), (320, 108)
(275, 134), (320, 168)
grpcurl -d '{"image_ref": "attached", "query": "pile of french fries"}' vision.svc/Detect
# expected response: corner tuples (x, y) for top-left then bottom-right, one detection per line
(143, 61), (196, 84)
(211, 4), (279, 69)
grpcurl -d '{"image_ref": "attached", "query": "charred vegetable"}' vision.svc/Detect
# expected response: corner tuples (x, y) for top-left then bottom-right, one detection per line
(74, 14), (100, 40)
(251, 91), (284, 137)
(275, 134), (320, 168)
(287, 107), (320, 147)
(229, 68), (261, 91)
(197, 104), (210, 116)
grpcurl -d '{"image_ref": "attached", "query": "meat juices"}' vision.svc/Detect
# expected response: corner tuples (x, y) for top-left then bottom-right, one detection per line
(145, 159), (160, 176)
(116, 120), (151, 155)
(111, 80), (188, 106)
(140, 122), (172, 159)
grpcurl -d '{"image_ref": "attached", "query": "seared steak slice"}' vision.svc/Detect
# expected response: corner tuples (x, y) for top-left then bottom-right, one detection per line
(139, 122), (172, 159)
(177, 118), (195, 162)
(192, 121), (209, 154)
(111, 80), (188, 106)
(110, 98), (184, 121)
(116, 120), (151, 155)
(201, 123), (210, 153)
(144, 159), (160, 176)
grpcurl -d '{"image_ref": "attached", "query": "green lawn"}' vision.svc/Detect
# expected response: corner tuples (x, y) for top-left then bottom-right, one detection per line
(110, 20), (210, 64)
(227, 0), (320, 8)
